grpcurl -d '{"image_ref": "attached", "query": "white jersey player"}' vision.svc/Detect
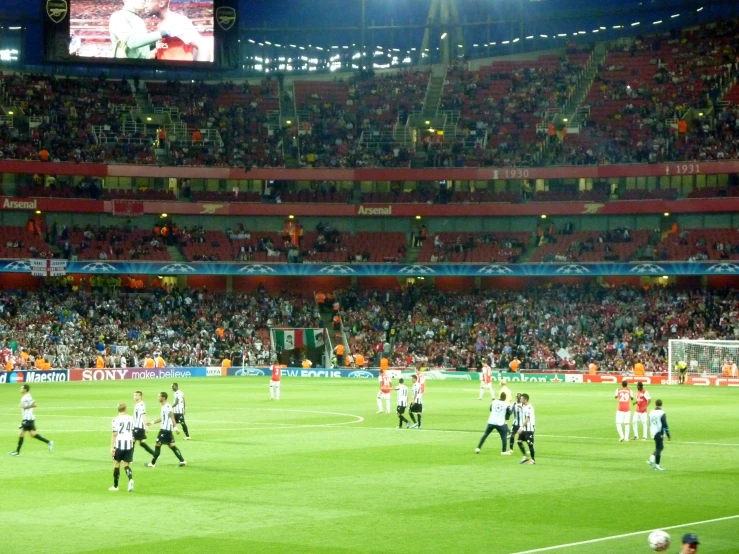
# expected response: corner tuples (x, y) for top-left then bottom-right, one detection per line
(110, 403), (135, 492)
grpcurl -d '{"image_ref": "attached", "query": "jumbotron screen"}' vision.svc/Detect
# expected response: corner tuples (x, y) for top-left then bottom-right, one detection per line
(69, 0), (214, 63)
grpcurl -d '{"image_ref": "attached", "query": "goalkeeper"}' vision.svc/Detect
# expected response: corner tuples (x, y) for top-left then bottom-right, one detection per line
(675, 360), (688, 385)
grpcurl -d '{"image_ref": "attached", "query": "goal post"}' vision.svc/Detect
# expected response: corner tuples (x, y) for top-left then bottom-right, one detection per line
(668, 339), (739, 384)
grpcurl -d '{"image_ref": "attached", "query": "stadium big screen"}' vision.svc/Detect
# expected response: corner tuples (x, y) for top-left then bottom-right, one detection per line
(69, 0), (215, 62)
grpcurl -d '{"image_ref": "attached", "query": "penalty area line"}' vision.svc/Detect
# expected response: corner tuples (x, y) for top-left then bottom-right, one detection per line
(508, 514), (739, 553)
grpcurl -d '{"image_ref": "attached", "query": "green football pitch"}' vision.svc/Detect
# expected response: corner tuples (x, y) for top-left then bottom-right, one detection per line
(1, 378), (737, 554)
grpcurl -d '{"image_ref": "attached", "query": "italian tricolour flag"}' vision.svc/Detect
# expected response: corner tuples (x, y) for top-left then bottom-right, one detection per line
(273, 328), (325, 350)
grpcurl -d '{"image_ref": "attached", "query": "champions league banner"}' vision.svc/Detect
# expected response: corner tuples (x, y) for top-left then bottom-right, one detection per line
(3, 259), (739, 277)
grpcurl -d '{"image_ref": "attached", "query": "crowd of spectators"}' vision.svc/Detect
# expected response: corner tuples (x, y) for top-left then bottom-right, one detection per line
(338, 284), (739, 373)
(0, 282), (321, 370)
(2, 19), (739, 168)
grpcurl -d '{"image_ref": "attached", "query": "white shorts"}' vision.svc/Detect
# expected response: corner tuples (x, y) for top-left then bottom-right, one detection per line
(270, 381), (281, 388)
(632, 412), (647, 423)
(616, 411), (631, 425)
(377, 391), (390, 399)
(480, 381), (492, 388)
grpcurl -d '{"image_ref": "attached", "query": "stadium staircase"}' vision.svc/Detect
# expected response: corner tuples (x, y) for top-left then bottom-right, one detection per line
(538, 44), (607, 160)
(279, 83), (299, 167)
(167, 245), (187, 262)
(421, 65), (447, 117)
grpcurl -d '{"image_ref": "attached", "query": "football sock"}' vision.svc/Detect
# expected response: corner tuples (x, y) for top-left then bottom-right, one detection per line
(181, 421), (190, 438)
(385, 399), (391, 412)
(409, 412), (416, 423)
(34, 435), (50, 444)
(624, 425), (631, 439)
(518, 441), (527, 456)
(171, 447), (184, 462)
(125, 466), (133, 481)
(616, 425), (624, 440)
(655, 452), (661, 465)
(139, 442), (155, 456)
(417, 415), (422, 427)
(377, 399), (383, 411)
(529, 444), (536, 461)
(509, 434), (515, 450)
(270, 387), (274, 399)
(113, 468), (120, 488)
(151, 446), (161, 465)
(16, 437), (24, 453)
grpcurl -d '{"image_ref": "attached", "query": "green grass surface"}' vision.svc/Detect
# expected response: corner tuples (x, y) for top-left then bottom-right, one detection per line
(1, 378), (738, 554)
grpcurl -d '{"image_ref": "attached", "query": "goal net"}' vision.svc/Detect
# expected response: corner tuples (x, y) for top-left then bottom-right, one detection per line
(668, 339), (739, 383)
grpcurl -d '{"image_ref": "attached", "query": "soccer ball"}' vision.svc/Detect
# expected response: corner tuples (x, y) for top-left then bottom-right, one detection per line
(648, 530), (671, 551)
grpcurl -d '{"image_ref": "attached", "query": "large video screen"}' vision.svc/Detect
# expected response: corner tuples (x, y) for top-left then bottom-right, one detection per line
(69, 0), (214, 63)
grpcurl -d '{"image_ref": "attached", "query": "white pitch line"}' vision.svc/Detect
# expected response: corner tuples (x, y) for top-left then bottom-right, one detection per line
(356, 427), (739, 447)
(508, 514), (739, 553)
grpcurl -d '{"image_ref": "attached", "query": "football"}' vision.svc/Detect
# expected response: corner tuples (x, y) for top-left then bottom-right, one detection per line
(648, 530), (671, 551)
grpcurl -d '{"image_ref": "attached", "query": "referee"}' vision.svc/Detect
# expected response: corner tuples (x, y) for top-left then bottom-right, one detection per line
(475, 392), (512, 455)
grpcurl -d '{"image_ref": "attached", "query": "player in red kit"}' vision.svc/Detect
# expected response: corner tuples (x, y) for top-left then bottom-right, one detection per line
(615, 379), (634, 442)
(415, 368), (426, 394)
(270, 362), (282, 400)
(377, 369), (392, 414)
(478, 361), (494, 400)
(631, 381), (651, 440)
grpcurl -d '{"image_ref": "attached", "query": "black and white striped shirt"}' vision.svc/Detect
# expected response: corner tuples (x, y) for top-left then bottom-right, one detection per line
(173, 390), (185, 415)
(133, 401), (146, 429)
(512, 402), (524, 427)
(521, 404), (536, 432)
(411, 382), (422, 404)
(395, 384), (409, 407)
(20, 393), (35, 421)
(160, 403), (175, 431)
(112, 414), (135, 450)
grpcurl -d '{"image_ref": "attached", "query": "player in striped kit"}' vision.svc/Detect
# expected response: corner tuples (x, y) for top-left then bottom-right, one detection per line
(132, 391), (156, 456)
(376, 369), (392, 414)
(409, 374), (423, 428)
(517, 394), (536, 465)
(476, 392), (512, 455)
(508, 393), (523, 453)
(110, 403), (135, 492)
(8, 385), (53, 456)
(631, 382), (651, 441)
(270, 362), (282, 400)
(478, 361), (494, 400)
(171, 383), (190, 440)
(146, 392), (186, 467)
(395, 378), (410, 429)
(647, 399), (670, 471)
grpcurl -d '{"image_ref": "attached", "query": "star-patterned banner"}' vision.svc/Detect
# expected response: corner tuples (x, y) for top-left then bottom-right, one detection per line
(6, 260), (739, 277)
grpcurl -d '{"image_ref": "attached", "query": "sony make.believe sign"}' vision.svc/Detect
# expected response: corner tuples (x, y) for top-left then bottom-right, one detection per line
(69, 367), (208, 381)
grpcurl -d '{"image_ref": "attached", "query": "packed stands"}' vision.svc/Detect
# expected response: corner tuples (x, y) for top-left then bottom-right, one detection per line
(0, 285), (321, 369)
(338, 285), (738, 372)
